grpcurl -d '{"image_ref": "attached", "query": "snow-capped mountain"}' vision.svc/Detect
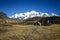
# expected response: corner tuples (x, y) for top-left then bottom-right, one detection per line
(9, 10), (58, 20)
(51, 13), (58, 16)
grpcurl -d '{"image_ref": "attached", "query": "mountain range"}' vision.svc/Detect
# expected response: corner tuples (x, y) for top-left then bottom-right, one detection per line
(9, 10), (58, 20)
(0, 11), (60, 25)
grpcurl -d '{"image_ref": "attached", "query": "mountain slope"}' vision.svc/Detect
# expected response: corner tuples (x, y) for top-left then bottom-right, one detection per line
(0, 12), (8, 19)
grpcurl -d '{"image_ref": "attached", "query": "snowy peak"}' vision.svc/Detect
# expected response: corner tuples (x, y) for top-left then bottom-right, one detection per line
(40, 12), (50, 17)
(9, 10), (58, 20)
(51, 13), (58, 16)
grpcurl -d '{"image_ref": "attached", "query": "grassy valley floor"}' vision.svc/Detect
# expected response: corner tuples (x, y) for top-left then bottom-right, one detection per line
(0, 24), (60, 40)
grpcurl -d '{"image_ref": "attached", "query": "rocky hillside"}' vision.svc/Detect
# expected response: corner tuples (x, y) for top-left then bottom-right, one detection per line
(0, 12), (10, 24)
(0, 12), (8, 19)
(23, 16), (60, 26)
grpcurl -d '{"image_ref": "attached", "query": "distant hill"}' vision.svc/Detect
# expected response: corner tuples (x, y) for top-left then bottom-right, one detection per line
(0, 12), (8, 19)
(0, 12), (9, 24)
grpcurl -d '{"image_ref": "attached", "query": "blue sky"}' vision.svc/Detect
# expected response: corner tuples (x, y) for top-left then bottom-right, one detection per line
(0, 0), (60, 16)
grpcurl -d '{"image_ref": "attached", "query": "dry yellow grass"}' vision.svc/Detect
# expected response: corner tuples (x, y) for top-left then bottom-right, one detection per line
(0, 24), (60, 40)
